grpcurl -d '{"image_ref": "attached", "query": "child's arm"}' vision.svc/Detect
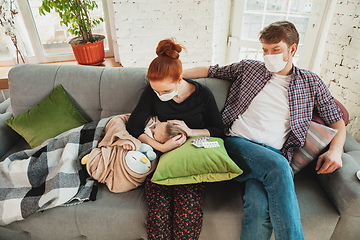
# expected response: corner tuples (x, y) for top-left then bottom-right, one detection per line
(138, 133), (186, 153)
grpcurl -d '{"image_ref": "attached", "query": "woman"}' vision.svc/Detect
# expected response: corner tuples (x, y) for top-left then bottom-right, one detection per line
(127, 38), (224, 239)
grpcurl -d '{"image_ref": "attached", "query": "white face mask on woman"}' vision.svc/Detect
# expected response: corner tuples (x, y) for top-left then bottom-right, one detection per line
(154, 86), (178, 101)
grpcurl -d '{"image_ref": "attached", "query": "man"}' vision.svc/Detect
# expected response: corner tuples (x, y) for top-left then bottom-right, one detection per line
(183, 21), (346, 240)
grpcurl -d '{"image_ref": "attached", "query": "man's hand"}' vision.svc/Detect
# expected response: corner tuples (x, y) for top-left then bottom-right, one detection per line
(315, 119), (346, 174)
(316, 148), (343, 174)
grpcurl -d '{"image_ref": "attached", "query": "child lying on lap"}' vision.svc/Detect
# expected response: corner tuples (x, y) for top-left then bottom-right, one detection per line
(123, 121), (187, 150)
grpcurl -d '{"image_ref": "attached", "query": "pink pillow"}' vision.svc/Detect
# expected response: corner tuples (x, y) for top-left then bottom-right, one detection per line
(291, 121), (338, 174)
(312, 98), (349, 126)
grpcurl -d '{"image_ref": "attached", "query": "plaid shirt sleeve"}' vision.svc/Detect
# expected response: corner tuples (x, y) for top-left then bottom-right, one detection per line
(282, 68), (343, 161)
(208, 60), (272, 130)
(208, 62), (244, 82)
(314, 79), (343, 125)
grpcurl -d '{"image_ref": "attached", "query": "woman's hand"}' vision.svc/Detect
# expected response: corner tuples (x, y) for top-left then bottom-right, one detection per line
(167, 120), (210, 138)
(167, 120), (193, 137)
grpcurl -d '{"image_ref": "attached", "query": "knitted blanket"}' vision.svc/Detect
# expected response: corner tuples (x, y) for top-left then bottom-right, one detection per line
(0, 117), (111, 225)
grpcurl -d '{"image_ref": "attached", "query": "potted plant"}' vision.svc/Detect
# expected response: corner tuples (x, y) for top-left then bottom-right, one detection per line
(39, 0), (105, 65)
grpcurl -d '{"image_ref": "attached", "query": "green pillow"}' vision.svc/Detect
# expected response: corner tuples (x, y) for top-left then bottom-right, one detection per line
(5, 84), (88, 148)
(151, 137), (243, 185)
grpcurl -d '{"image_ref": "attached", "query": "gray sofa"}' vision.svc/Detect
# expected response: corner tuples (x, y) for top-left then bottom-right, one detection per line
(0, 63), (359, 240)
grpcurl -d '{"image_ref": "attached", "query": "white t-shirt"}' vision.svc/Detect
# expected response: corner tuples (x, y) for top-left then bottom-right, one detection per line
(229, 73), (292, 150)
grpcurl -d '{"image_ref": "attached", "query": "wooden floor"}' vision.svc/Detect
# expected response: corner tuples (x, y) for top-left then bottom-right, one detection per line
(0, 57), (122, 90)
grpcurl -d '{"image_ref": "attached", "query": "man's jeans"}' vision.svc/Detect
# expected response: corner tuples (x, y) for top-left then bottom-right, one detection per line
(225, 136), (304, 240)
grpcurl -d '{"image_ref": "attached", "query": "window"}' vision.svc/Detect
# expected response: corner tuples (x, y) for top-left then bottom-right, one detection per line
(0, 0), (113, 66)
(227, 0), (328, 70)
(0, 31), (12, 63)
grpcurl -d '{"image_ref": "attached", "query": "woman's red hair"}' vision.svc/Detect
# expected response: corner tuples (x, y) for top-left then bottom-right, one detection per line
(147, 38), (185, 82)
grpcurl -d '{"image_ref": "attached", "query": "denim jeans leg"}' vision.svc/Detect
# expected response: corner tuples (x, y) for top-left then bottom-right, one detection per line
(225, 136), (304, 240)
(241, 179), (272, 240)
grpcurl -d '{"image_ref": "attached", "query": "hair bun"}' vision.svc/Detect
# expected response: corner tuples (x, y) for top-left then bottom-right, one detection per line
(156, 38), (183, 59)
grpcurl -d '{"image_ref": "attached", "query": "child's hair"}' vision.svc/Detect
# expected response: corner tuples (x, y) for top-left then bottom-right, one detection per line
(164, 122), (187, 141)
(147, 38), (186, 83)
(259, 21), (299, 51)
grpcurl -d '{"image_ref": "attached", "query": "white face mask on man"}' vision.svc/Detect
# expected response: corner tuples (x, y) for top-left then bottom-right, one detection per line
(263, 48), (292, 73)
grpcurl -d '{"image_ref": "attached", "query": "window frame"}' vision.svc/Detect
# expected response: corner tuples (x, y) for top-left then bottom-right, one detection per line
(0, 0), (114, 66)
(226, 0), (329, 71)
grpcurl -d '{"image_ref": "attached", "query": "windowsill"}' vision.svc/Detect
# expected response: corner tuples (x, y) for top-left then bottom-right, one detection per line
(0, 66), (13, 89)
(0, 57), (122, 90)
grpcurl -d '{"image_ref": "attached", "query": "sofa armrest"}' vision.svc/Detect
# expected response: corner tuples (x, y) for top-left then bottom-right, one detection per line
(0, 98), (11, 114)
(0, 112), (21, 160)
(315, 132), (360, 217)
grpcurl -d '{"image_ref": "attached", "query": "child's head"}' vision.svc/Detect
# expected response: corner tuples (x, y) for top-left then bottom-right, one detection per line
(145, 122), (187, 144)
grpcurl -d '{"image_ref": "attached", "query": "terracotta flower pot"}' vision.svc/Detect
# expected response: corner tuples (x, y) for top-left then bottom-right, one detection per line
(69, 35), (105, 65)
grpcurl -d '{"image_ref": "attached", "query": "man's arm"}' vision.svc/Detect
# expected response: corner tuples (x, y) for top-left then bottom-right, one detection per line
(316, 119), (346, 174)
(182, 66), (209, 79)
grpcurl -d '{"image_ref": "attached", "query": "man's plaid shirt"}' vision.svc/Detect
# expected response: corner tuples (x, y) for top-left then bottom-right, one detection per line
(208, 59), (343, 162)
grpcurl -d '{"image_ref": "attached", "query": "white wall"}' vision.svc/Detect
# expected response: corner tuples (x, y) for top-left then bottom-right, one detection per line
(319, 0), (360, 142)
(109, 0), (360, 142)
(212, 0), (231, 66)
(111, 0), (217, 69)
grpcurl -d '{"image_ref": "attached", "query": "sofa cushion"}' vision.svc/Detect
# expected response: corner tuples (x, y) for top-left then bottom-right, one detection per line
(5, 84), (88, 148)
(151, 137), (243, 185)
(291, 167), (340, 240)
(290, 121), (338, 174)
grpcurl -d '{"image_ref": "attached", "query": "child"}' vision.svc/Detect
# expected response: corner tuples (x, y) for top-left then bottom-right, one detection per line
(123, 121), (187, 150)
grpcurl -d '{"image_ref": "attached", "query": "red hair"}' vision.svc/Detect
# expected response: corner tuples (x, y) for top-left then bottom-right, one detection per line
(147, 38), (185, 82)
